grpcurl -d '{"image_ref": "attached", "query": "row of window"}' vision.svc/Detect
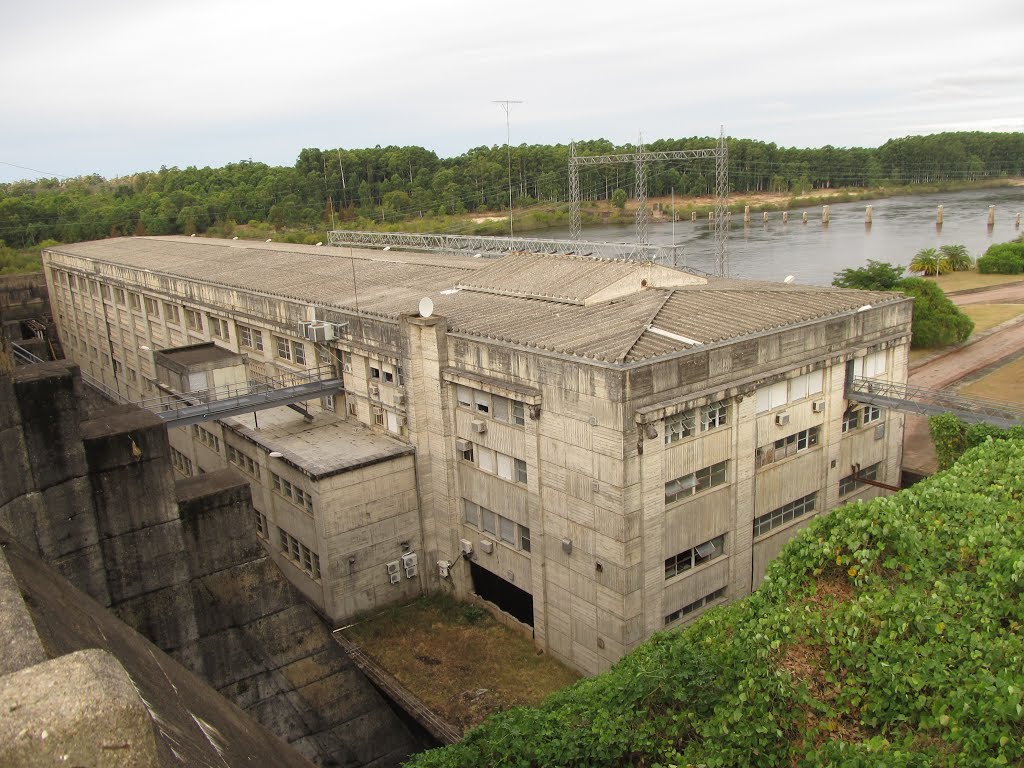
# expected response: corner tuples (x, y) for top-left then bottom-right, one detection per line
(665, 587), (727, 626)
(170, 447), (193, 476)
(272, 472), (314, 515)
(460, 442), (528, 485)
(664, 534), (725, 580)
(275, 336), (307, 365)
(463, 500), (531, 552)
(665, 400), (728, 444)
(842, 404), (883, 433)
(756, 370), (824, 414)
(239, 324), (264, 352)
(756, 426), (820, 468)
(276, 527), (321, 580)
(226, 444), (261, 479)
(665, 460), (728, 504)
(369, 361), (404, 386)
(192, 425), (221, 453)
(754, 492), (817, 537)
(839, 462), (880, 496)
(456, 385), (526, 426)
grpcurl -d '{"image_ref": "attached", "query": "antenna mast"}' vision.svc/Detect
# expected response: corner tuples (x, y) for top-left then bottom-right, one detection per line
(493, 99), (523, 238)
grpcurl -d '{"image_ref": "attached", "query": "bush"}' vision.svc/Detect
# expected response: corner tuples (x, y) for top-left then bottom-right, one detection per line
(899, 278), (974, 348)
(976, 241), (1024, 274)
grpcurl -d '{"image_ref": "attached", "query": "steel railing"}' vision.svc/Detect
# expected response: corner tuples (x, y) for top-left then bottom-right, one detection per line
(847, 377), (1024, 428)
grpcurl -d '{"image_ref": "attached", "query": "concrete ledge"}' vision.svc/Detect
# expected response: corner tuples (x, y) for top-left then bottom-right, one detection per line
(0, 648), (162, 768)
(80, 405), (169, 473)
(0, 545), (46, 675)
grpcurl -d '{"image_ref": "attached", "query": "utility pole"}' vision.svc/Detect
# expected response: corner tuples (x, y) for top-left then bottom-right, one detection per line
(493, 99), (523, 238)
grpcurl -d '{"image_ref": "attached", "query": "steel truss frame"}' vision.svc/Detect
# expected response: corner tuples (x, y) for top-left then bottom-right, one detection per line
(568, 130), (730, 275)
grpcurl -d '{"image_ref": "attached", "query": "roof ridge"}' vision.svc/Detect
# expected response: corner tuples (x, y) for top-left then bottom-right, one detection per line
(614, 289), (676, 363)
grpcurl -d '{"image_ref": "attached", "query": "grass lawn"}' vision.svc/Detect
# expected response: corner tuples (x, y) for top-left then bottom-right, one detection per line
(927, 271), (1024, 292)
(341, 594), (580, 732)
(961, 303), (1024, 333)
(960, 356), (1024, 405)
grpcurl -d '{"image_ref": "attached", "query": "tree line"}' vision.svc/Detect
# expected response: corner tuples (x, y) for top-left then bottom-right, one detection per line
(2, 131), (1023, 249)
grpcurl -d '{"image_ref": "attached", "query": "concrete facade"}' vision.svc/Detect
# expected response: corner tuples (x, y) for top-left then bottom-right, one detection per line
(42, 237), (913, 675)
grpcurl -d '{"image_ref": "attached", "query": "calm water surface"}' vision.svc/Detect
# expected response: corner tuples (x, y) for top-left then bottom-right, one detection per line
(550, 187), (1024, 285)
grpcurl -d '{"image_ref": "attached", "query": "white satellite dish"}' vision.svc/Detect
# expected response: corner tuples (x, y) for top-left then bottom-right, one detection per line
(268, 451), (283, 458)
(783, 275), (795, 284)
(418, 297), (434, 318)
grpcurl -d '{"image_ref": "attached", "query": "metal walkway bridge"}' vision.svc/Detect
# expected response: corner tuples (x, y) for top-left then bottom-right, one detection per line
(847, 377), (1024, 429)
(327, 230), (689, 266)
(11, 343), (343, 429)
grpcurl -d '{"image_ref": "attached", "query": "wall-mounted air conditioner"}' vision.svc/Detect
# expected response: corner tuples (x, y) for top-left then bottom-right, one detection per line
(471, 419), (486, 434)
(396, 415), (407, 428)
(455, 438), (471, 453)
(775, 412), (790, 426)
(437, 560), (451, 578)
(479, 540), (494, 555)
(812, 400), (826, 413)
(401, 552), (418, 570)
(460, 539), (473, 555)
(369, 383), (379, 397)
(303, 321), (335, 343)
(395, 392), (406, 407)
(405, 564), (417, 579)
(386, 561), (400, 575)
(389, 572), (401, 585)
(342, 363), (353, 373)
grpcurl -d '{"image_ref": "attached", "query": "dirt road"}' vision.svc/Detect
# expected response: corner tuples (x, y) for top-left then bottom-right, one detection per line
(901, 282), (1024, 474)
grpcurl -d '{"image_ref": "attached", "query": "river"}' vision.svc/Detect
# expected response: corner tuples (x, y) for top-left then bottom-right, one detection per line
(546, 186), (1024, 285)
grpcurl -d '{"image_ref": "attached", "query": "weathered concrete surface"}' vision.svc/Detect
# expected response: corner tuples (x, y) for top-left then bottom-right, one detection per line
(0, 530), (315, 768)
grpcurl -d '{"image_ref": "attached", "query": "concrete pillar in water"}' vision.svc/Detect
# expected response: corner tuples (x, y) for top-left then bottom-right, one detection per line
(822, 205), (830, 224)
(782, 211), (789, 224)
(744, 205), (750, 224)
(691, 211), (697, 222)
(802, 211), (808, 224)
(865, 205), (873, 224)
(988, 206), (996, 226)
(763, 211), (769, 223)
(1016, 212), (1021, 229)
(936, 205), (944, 225)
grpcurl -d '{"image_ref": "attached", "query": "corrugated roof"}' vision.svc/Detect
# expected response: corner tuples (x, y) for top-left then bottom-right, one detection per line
(47, 237), (908, 365)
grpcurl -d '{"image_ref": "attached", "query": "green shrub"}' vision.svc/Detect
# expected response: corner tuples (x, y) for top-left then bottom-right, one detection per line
(897, 278), (974, 348)
(976, 242), (1024, 274)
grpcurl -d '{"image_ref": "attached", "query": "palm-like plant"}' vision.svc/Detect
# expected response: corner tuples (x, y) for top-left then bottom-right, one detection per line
(910, 247), (951, 276)
(939, 244), (972, 271)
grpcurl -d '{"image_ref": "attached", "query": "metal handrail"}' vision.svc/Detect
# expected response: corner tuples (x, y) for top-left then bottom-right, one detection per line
(11, 342), (130, 403)
(848, 377), (1024, 425)
(136, 364), (335, 412)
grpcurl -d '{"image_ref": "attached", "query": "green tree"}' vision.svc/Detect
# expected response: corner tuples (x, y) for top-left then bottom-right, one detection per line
(939, 244), (972, 271)
(832, 260), (905, 290)
(910, 247), (950, 276)
(610, 188), (628, 210)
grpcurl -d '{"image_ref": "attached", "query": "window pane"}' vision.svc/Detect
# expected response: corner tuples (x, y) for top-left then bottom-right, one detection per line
(457, 385), (472, 407)
(464, 500), (479, 526)
(478, 448), (495, 473)
(482, 508), (496, 534)
(497, 452), (513, 481)
(500, 516), (515, 544)
(492, 396), (509, 422)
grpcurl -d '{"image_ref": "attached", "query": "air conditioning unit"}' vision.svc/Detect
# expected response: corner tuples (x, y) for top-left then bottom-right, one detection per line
(405, 564), (417, 579)
(874, 423), (886, 440)
(479, 540), (494, 555)
(304, 321), (335, 342)
(395, 415), (407, 428)
(775, 412), (790, 426)
(401, 552), (418, 569)
(369, 383), (380, 397)
(389, 572), (401, 585)
(437, 560), (451, 578)
(460, 538), (473, 555)
(386, 560), (400, 575)
(812, 400), (826, 413)
(471, 419), (486, 434)
(395, 392), (406, 407)
(455, 438), (472, 453)
(342, 363), (353, 373)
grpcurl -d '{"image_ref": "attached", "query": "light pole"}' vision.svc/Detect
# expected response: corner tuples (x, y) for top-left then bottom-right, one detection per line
(493, 99), (523, 238)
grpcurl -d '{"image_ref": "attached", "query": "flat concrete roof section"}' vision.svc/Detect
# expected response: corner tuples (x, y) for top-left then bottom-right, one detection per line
(157, 342), (240, 367)
(224, 407), (415, 480)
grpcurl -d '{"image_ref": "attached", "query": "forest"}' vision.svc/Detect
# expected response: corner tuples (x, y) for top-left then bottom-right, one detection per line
(2, 131), (1023, 252)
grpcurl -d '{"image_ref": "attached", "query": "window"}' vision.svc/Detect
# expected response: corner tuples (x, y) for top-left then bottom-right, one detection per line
(374, 409), (385, 426)
(348, 401), (358, 417)
(129, 292), (142, 311)
(369, 364), (380, 380)
(127, 368), (138, 383)
(292, 340), (306, 366)
(665, 461), (728, 504)
(756, 380), (788, 413)
(756, 426), (820, 467)
(842, 406), (860, 433)
(115, 289), (126, 306)
(861, 351), (886, 378)
(664, 535), (725, 580)
(499, 516), (516, 545)
(519, 526), (531, 552)
(227, 445), (261, 479)
(382, 366), (394, 384)
(278, 527), (288, 553)
(665, 411), (694, 444)
(339, 350), (353, 371)
(491, 394), (526, 426)
(170, 447), (193, 476)
(275, 336), (291, 361)
(456, 385), (472, 408)
(271, 471), (313, 515)
(474, 390), (490, 414)
(515, 458), (528, 484)
(756, 371), (823, 413)
(497, 453), (513, 481)
(477, 447), (496, 474)
(664, 587), (726, 626)
(482, 507), (496, 535)
(89, 281), (98, 297)
(839, 462), (880, 496)
(209, 315), (230, 340)
(100, 284), (111, 301)
(192, 425), (220, 453)
(460, 442), (474, 462)
(754, 493), (817, 537)
(239, 325), (264, 351)
(322, 394), (335, 412)
(863, 405), (883, 424)
(164, 303), (180, 324)
(254, 512), (268, 539)
(144, 297), (159, 317)
(464, 499), (531, 552)
(112, 359), (123, 376)
(701, 400), (728, 432)
(464, 499), (480, 526)
(185, 309), (202, 332)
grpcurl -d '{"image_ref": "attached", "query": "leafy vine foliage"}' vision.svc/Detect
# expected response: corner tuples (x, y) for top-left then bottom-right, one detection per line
(408, 440), (1024, 768)
(929, 413), (1024, 470)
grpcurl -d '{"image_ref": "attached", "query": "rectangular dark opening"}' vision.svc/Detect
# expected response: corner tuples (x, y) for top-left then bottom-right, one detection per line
(470, 561), (534, 627)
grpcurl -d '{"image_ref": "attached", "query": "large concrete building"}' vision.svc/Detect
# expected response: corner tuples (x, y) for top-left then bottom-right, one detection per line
(42, 236), (912, 675)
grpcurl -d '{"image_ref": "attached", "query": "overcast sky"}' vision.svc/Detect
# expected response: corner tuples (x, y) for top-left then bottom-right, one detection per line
(2, 0), (1022, 183)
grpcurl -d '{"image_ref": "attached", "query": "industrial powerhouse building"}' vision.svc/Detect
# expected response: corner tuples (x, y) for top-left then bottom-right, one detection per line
(42, 236), (911, 675)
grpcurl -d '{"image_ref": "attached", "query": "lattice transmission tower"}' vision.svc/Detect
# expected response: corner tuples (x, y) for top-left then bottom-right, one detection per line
(568, 129), (730, 275)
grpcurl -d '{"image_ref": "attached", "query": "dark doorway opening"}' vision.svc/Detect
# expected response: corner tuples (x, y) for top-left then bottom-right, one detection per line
(470, 562), (534, 627)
